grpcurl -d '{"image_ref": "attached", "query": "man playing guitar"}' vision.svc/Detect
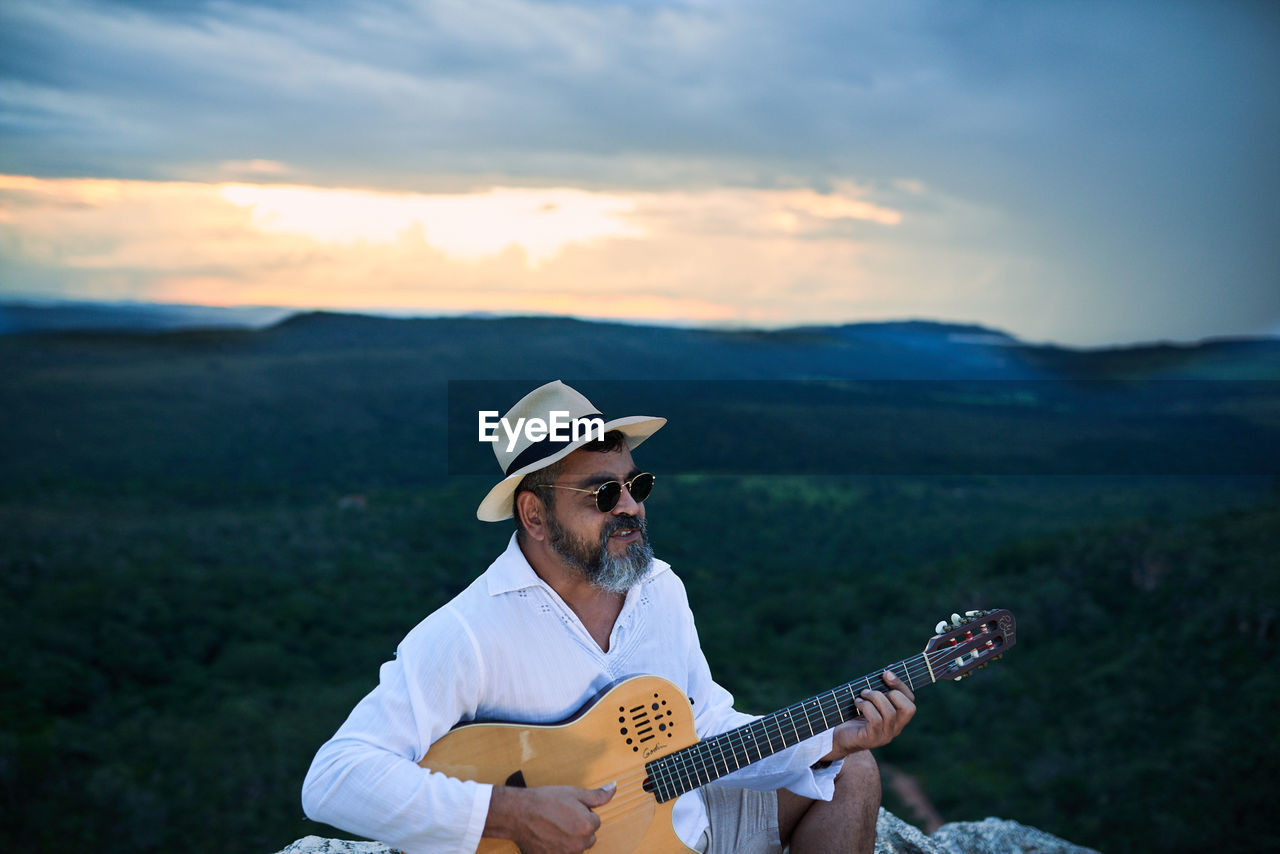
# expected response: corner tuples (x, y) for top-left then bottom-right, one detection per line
(302, 381), (916, 853)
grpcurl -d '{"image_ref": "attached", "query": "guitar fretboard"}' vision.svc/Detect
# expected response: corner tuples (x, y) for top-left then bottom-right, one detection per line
(644, 653), (933, 803)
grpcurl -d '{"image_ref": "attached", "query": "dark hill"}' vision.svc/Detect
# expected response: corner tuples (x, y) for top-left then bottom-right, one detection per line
(248, 312), (1038, 380)
(1, 312), (1277, 497)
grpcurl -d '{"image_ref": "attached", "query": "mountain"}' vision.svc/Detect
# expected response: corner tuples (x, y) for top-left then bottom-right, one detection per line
(7, 300), (1279, 378)
(1, 310), (1277, 496)
(0, 299), (292, 335)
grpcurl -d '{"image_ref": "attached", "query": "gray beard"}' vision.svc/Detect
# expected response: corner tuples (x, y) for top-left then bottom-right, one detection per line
(546, 512), (653, 594)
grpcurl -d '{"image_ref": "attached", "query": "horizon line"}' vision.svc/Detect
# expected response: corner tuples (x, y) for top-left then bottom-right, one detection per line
(2, 294), (1277, 352)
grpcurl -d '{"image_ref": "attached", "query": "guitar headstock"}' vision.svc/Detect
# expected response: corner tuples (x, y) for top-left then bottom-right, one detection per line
(923, 609), (1016, 681)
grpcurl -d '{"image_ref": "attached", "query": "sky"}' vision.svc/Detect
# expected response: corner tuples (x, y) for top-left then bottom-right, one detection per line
(0, 0), (1277, 346)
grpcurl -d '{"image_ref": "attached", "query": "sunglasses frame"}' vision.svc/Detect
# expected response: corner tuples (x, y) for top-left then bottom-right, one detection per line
(534, 472), (655, 513)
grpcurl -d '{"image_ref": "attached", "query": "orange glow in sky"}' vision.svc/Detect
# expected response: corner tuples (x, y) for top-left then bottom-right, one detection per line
(0, 172), (996, 328)
(217, 183), (645, 266)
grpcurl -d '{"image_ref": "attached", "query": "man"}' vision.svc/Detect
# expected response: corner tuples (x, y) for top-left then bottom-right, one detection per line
(302, 380), (915, 853)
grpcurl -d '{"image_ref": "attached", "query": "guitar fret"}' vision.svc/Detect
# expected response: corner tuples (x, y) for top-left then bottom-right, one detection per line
(711, 732), (732, 778)
(803, 698), (819, 733)
(774, 708), (789, 742)
(701, 740), (720, 783)
(676, 745), (695, 790)
(743, 724), (759, 762)
(659, 766), (674, 802)
(806, 701), (820, 736)
(670, 750), (688, 794)
(738, 730), (753, 766)
(688, 741), (709, 787)
(781, 708), (801, 745)
(723, 731), (742, 772)
(683, 748), (700, 790)
(762, 714), (777, 750)
(687, 742), (705, 787)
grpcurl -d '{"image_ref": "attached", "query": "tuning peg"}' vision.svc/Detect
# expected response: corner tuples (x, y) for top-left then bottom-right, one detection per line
(950, 613), (962, 628)
(965, 610), (984, 618)
(935, 620), (949, 634)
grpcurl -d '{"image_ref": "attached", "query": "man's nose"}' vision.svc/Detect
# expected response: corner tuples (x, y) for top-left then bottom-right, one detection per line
(612, 481), (644, 514)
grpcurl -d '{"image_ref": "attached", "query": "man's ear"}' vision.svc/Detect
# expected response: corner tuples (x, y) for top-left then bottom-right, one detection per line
(515, 490), (549, 541)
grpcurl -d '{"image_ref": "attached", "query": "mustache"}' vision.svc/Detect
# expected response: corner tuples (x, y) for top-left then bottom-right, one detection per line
(601, 514), (646, 538)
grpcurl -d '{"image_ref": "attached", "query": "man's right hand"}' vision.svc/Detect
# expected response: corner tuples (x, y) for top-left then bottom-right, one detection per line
(485, 782), (617, 853)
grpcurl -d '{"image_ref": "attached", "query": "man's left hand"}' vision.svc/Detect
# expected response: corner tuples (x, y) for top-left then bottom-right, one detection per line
(825, 670), (916, 760)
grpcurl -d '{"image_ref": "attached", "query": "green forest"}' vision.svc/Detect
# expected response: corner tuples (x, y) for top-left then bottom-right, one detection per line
(1, 314), (1277, 853)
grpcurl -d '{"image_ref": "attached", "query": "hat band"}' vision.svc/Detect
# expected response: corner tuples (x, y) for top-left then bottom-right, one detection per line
(503, 412), (606, 475)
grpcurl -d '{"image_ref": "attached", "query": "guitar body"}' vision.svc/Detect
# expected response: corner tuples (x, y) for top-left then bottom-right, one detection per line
(418, 675), (700, 854)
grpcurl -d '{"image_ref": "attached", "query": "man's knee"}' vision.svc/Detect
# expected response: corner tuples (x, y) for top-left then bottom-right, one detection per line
(784, 751), (882, 853)
(835, 749), (881, 809)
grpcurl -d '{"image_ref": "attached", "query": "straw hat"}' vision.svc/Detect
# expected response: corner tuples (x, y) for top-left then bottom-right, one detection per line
(476, 380), (665, 521)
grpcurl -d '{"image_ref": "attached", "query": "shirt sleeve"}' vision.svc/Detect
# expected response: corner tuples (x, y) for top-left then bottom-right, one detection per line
(301, 605), (492, 853)
(678, 591), (844, 801)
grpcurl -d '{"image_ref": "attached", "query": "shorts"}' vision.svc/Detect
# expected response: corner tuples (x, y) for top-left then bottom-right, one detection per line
(695, 785), (783, 854)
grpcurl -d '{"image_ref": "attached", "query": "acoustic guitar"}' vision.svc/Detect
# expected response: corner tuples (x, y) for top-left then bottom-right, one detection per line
(419, 608), (1016, 853)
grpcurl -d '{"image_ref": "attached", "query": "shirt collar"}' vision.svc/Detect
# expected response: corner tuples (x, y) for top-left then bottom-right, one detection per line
(485, 532), (670, 596)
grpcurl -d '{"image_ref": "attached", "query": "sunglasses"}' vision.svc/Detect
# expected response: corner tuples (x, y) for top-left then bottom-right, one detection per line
(535, 472), (655, 513)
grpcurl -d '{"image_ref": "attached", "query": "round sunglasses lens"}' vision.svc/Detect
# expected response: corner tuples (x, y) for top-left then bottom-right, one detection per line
(629, 473), (655, 503)
(594, 481), (622, 512)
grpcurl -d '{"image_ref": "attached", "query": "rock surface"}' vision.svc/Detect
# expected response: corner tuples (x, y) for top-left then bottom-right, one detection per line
(873, 809), (1101, 854)
(274, 838), (398, 854)
(274, 809), (1101, 854)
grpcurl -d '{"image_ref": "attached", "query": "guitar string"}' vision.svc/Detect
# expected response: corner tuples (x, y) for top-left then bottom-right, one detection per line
(642, 643), (994, 800)
(596, 657), (931, 808)
(594, 656), (930, 815)
(659, 653), (936, 795)
(570, 641), (998, 811)
(649, 661), (929, 800)
(593, 643), (994, 815)
(646, 660), (936, 802)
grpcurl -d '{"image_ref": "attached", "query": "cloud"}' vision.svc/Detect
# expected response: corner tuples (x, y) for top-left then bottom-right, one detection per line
(1, 1), (1251, 184)
(2, 173), (947, 327)
(1, 1), (1277, 344)
(216, 183), (645, 266)
(218, 159), (293, 177)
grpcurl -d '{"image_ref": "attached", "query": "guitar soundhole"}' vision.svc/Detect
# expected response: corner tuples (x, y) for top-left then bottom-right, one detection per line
(621, 696), (677, 751)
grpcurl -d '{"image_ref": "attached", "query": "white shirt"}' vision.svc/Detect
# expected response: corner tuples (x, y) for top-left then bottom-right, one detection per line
(302, 534), (840, 853)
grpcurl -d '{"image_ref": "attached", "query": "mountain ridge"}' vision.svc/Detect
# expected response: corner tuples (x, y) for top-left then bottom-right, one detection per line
(5, 298), (1276, 354)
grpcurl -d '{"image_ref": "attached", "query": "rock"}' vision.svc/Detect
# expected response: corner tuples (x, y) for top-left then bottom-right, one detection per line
(274, 811), (1100, 854)
(874, 809), (1102, 854)
(273, 837), (397, 854)
(875, 806), (950, 853)
(929, 815), (1101, 854)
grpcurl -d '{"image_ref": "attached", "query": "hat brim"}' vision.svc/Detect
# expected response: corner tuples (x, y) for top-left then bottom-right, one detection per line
(476, 415), (666, 521)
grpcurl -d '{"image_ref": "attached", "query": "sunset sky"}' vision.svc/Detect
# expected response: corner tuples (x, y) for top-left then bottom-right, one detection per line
(1, 0), (1277, 346)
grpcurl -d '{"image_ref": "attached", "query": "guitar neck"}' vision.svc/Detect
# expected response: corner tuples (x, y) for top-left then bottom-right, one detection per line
(644, 653), (934, 803)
